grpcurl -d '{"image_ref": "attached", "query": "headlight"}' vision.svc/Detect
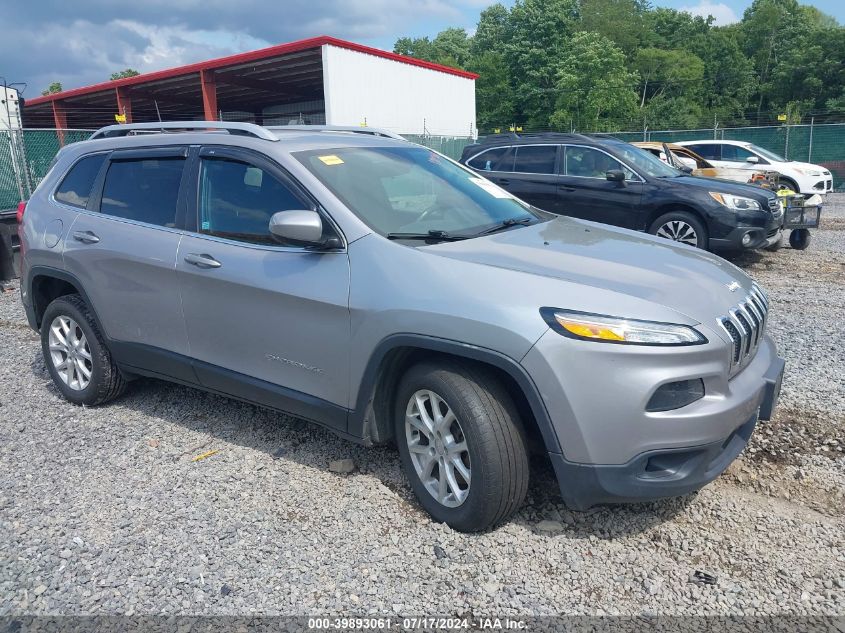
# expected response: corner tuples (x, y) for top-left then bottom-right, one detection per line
(709, 192), (761, 210)
(541, 309), (707, 346)
(795, 168), (821, 177)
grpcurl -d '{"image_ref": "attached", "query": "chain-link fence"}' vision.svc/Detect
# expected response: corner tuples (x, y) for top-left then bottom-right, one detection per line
(0, 129), (94, 211)
(3, 123), (843, 211)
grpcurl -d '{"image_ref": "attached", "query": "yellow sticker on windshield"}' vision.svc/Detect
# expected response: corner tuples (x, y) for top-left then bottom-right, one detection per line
(318, 155), (344, 165)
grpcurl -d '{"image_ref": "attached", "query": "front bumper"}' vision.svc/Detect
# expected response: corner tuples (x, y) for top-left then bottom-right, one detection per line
(549, 414), (757, 510)
(709, 225), (781, 250)
(522, 322), (784, 508)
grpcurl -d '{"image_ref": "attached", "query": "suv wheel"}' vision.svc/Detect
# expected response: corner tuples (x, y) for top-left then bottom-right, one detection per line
(41, 294), (126, 406)
(395, 362), (528, 532)
(649, 211), (707, 249)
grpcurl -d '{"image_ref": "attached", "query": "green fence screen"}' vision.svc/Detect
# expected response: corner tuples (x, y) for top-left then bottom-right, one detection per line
(2, 124), (842, 213)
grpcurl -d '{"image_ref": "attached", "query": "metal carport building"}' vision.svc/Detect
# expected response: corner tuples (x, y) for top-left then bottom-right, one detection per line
(22, 36), (477, 139)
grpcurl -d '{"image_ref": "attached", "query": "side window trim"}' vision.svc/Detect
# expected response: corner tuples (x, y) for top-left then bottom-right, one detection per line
(89, 146), (189, 229)
(192, 144), (346, 250)
(510, 143), (560, 176)
(48, 152), (109, 211)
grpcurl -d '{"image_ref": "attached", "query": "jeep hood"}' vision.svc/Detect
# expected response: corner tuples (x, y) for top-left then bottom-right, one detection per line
(422, 217), (755, 322)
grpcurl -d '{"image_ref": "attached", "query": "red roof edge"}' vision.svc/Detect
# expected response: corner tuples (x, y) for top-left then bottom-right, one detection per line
(27, 35), (477, 106)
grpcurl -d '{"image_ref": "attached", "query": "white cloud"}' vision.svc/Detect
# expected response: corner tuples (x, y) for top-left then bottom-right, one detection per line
(679, 0), (739, 26)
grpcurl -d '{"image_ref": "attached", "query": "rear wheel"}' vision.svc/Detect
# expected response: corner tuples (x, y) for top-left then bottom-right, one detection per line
(41, 294), (126, 406)
(648, 211), (708, 249)
(395, 362), (529, 532)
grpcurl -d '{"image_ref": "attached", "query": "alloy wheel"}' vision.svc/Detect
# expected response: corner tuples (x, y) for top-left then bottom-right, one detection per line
(404, 389), (471, 508)
(48, 315), (93, 391)
(656, 220), (699, 246)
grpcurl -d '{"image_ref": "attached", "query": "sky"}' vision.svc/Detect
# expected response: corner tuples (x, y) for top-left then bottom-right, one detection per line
(2, 0), (842, 98)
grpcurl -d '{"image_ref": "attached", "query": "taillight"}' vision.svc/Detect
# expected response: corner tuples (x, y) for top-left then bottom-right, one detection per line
(16, 200), (26, 224)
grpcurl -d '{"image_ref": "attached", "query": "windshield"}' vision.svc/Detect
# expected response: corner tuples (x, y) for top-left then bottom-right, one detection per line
(295, 146), (541, 238)
(612, 143), (682, 177)
(748, 144), (787, 162)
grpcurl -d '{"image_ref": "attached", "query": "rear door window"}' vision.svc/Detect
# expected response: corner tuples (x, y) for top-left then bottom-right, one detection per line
(54, 154), (106, 208)
(466, 147), (510, 172)
(687, 144), (721, 160)
(99, 157), (185, 227)
(513, 145), (557, 174)
(722, 145), (757, 162)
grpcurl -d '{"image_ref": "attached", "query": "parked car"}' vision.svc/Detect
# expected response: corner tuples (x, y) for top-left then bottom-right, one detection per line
(19, 122), (784, 531)
(632, 141), (774, 186)
(676, 140), (833, 195)
(460, 133), (783, 251)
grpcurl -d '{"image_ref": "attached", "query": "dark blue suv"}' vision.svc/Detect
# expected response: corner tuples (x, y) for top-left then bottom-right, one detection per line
(460, 133), (783, 251)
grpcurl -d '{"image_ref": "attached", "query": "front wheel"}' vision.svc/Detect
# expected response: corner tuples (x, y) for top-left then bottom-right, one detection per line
(395, 362), (529, 532)
(648, 211), (708, 249)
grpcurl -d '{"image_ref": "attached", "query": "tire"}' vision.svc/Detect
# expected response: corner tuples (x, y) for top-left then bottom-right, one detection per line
(789, 228), (811, 250)
(394, 361), (529, 532)
(648, 211), (708, 249)
(779, 178), (799, 194)
(41, 294), (126, 406)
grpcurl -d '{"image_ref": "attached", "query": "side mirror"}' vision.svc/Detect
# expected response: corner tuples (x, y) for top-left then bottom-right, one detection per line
(746, 156), (759, 164)
(679, 165), (693, 174)
(606, 169), (625, 183)
(269, 210), (325, 245)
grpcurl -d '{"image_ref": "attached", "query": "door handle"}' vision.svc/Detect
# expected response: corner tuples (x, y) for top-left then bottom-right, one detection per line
(184, 253), (222, 269)
(560, 186), (576, 192)
(498, 178), (511, 185)
(72, 230), (100, 244)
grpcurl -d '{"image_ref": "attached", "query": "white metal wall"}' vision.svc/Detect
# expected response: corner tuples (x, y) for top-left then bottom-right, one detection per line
(322, 44), (476, 137)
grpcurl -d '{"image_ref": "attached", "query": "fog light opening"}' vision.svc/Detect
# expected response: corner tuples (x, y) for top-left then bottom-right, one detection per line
(741, 232), (753, 247)
(646, 379), (705, 412)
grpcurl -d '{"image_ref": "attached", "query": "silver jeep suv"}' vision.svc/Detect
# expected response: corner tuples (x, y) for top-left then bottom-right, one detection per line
(19, 122), (785, 531)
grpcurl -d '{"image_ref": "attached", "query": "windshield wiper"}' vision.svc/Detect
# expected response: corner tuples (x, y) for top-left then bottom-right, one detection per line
(386, 230), (466, 242)
(475, 217), (534, 236)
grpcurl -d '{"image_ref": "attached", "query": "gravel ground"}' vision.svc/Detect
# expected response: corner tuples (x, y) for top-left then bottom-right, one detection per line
(1, 197), (843, 619)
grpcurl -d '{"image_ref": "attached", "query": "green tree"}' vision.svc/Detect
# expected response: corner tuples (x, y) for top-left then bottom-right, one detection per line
(549, 32), (639, 131)
(110, 69), (140, 81)
(41, 82), (62, 96)
(644, 7), (711, 48)
(579, 0), (646, 54)
(688, 27), (757, 125)
(504, 0), (580, 127)
(468, 51), (515, 131)
(471, 3), (510, 55)
(633, 48), (705, 107)
(394, 29), (470, 68)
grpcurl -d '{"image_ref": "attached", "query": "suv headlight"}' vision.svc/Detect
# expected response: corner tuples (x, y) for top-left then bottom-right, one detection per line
(709, 192), (761, 210)
(541, 309), (707, 346)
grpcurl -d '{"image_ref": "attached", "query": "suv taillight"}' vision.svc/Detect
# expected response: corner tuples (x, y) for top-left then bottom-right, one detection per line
(16, 201), (26, 224)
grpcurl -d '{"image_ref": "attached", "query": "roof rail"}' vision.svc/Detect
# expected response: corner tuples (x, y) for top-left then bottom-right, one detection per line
(480, 131), (598, 143)
(89, 121), (279, 141)
(267, 125), (405, 140)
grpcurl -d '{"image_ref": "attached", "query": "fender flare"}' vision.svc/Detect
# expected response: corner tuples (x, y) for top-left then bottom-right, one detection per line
(348, 333), (562, 454)
(27, 265), (107, 334)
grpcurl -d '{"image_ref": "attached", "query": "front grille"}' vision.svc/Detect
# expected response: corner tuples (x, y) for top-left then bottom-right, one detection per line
(717, 284), (769, 373)
(767, 198), (780, 211)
